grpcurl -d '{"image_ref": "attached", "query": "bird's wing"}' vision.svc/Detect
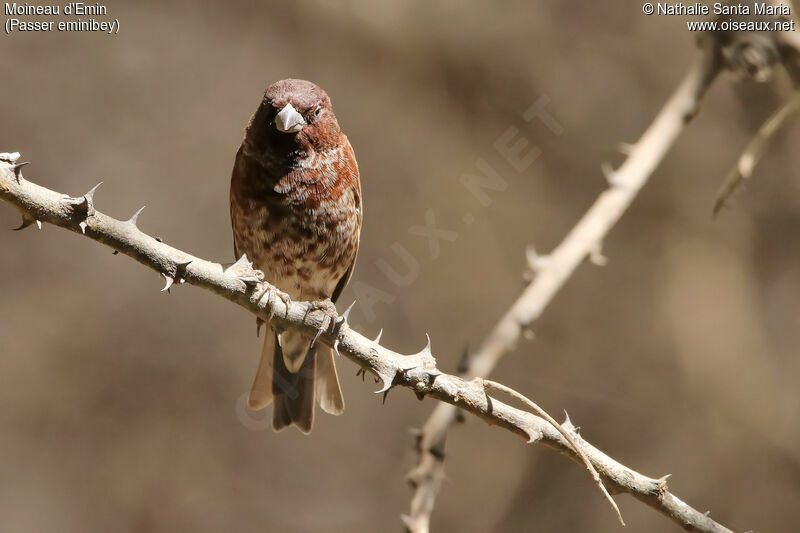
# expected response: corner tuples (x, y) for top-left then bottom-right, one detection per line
(330, 137), (362, 304)
(230, 145), (246, 261)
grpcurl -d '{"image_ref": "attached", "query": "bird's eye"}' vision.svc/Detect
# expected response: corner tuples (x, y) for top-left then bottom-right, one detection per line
(314, 105), (322, 117)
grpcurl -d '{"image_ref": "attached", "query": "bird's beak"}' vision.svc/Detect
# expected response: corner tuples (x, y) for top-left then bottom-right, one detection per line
(274, 103), (306, 133)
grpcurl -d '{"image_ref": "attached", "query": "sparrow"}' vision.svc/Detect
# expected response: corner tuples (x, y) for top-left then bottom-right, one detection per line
(230, 79), (362, 433)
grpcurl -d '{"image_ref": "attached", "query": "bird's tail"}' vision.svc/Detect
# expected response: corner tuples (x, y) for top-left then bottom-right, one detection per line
(248, 328), (344, 434)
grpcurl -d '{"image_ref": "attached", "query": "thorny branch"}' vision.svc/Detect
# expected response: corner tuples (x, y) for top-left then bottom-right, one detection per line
(403, 41), (724, 533)
(711, 6), (800, 214)
(481, 379), (624, 523)
(6, 22), (798, 533)
(713, 89), (800, 215)
(3, 147), (726, 532)
(404, 22), (800, 532)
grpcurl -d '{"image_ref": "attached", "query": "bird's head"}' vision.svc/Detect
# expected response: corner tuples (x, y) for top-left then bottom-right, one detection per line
(245, 79), (343, 162)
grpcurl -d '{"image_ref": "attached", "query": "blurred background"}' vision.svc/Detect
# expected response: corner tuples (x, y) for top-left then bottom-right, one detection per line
(1, 1), (799, 531)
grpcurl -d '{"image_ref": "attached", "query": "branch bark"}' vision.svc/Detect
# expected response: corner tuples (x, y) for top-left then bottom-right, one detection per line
(1, 137), (732, 532)
(0, 141), (737, 533)
(404, 43), (728, 533)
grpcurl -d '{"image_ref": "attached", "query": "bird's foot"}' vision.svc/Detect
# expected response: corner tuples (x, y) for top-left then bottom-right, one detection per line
(255, 284), (293, 322)
(304, 299), (338, 349)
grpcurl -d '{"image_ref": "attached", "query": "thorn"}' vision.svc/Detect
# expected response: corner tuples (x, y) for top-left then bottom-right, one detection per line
(456, 346), (471, 375)
(112, 250), (119, 255)
(525, 245), (549, 273)
(13, 219), (32, 231)
(160, 274), (174, 293)
(66, 182), (102, 232)
(373, 328), (383, 344)
(175, 260), (192, 281)
(428, 445), (446, 461)
(128, 206), (146, 227)
(374, 369), (397, 393)
(155, 237), (163, 243)
(356, 367), (366, 380)
(656, 474), (671, 496)
(526, 245), (538, 268)
(712, 196), (727, 219)
(602, 162), (620, 187)
(12, 161), (30, 182)
(256, 317), (264, 338)
(309, 324), (325, 349)
(563, 410), (572, 426)
(12, 212), (41, 231)
(618, 142), (634, 155)
(589, 241), (608, 266)
(382, 389), (390, 404)
(276, 331), (283, 348)
(162, 260), (192, 289)
(400, 515), (415, 530)
(84, 182), (102, 201)
(340, 300), (356, 324)
(375, 381), (393, 394)
(417, 333), (432, 356)
(227, 253), (251, 271)
(333, 338), (340, 356)
(521, 326), (535, 341)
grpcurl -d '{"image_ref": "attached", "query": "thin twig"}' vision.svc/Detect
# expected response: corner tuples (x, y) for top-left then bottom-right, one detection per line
(482, 379), (624, 526)
(405, 43), (725, 533)
(713, 90), (800, 216)
(0, 152), (734, 533)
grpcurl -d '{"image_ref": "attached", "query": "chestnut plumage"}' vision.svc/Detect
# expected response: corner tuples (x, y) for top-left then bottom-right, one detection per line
(230, 79), (362, 433)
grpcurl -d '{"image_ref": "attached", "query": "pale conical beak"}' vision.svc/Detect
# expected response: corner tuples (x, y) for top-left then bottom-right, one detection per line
(274, 103), (306, 133)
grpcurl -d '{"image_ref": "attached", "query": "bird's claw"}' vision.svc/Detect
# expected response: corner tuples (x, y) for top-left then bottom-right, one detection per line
(277, 291), (292, 318)
(255, 284), (293, 322)
(305, 299), (338, 349)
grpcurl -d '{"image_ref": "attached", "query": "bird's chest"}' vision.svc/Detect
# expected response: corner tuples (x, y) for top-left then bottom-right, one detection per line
(233, 176), (358, 299)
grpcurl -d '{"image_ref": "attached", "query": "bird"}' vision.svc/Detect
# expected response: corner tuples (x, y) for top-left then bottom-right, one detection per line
(230, 79), (362, 433)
